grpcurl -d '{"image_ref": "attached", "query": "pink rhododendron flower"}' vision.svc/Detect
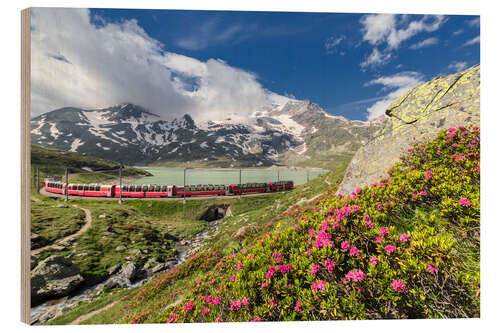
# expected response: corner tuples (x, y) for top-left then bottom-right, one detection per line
(472, 139), (478, 144)
(391, 279), (408, 293)
(362, 214), (370, 221)
(345, 269), (366, 282)
(407, 147), (413, 152)
(167, 313), (177, 323)
(310, 264), (320, 275)
(202, 308), (210, 316)
(385, 244), (397, 253)
(379, 227), (389, 236)
(377, 203), (383, 211)
(295, 301), (302, 313)
(266, 266), (277, 279)
(475, 167), (480, 171)
(314, 206), (319, 212)
(349, 246), (360, 257)
(252, 317), (261, 322)
(410, 165), (415, 170)
(237, 263), (243, 271)
(398, 233), (411, 242)
(184, 301), (194, 312)
(293, 225), (299, 230)
(306, 248), (312, 256)
(314, 230), (332, 249)
(412, 193), (419, 198)
(261, 282), (268, 288)
(459, 198), (471, 207)
(427, 263), (438, 274)
(249, 255), (254, 261)
(370, 256), (379, 266)
(341, 240), (350, 251)
(324, 258), (336, 272)
(426, 170), (432, 179)
(241, 297), (249, 307)
(452, 143), (458, 148)
(456, 155), (465, 160)
(338, 193), (343, 198)
(420, 191), (427, 196)
(447, 132), (456, 138)
(312, 280), (326, 292)
(366, 220), (374, 229)
(270, 299), (277, 307)
(230, 275), (237, 282)
(279, 264), (293, 274)
(462, 131), (468, 135)
(376, 236), (382, 243)
(356, 187), (362, 194)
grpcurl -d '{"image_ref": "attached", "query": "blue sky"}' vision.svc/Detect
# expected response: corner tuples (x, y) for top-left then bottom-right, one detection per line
(31, 8), (479, 121)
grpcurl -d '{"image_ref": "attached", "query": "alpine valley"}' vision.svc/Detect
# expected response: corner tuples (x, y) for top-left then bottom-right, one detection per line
(30, 100), (384, 168)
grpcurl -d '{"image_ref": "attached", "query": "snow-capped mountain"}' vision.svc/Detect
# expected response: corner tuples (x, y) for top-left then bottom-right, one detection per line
(30, 102), (383, 167)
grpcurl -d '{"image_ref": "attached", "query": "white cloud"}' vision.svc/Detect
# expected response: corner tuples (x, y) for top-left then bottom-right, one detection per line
(409, 37), (439, 50)
(30, 8), (291, 122)
(447, 61), (468, 72)
(325, 36), (345, 54)
(359, 14), (446, 69)
(360, 14), (396, 45)
(464, 35), (480, 46)
(176, 19), (246, 51)
(360, 48), (391, 69)
(467, 17), (480, 27)
(364, 72), (424, 120)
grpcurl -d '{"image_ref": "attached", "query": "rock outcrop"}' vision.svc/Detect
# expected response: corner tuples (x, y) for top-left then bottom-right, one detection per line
(337, 64), (480, 195)
(31, 255), (85, 305)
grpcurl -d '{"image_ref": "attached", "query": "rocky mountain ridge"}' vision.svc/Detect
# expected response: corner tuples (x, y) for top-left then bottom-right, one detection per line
(31, 100), (383, 168)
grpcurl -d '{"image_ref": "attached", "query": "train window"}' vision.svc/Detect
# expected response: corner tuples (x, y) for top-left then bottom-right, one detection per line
(89, 185), (94, 191)
(142, 185), (148, 192)
(129, 186), (134, 192)
(96, 185), (101, 191)
(78, 185), (83, 190)
(84, 185), (89, 190)
(156, 185), (161, 192)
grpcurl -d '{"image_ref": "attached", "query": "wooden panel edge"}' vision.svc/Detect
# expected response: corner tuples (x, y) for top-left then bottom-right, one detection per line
(21, 7), (31, 325)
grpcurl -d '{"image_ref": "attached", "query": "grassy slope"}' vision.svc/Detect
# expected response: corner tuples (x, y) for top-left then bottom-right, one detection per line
(55, 126), (480, 323)
(44, 160), (351, 325)
(31, 144), (151, 185)
(31, 201), (86, 249)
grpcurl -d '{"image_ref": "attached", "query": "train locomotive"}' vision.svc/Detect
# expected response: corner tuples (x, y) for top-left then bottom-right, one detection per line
(43, 179), (294, 198)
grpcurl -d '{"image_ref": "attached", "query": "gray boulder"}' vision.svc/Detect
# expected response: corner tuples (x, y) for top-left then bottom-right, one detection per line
(337, 65), (480, 195)
(31, 255), (84, 305)
(118, 262), (138, 281)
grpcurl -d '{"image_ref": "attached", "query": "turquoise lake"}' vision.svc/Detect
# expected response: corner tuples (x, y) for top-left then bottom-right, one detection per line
(130, 168), (327, 186)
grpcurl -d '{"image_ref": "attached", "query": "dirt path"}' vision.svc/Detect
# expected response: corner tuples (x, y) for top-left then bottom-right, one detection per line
(31, 205), (92, 255)
(69, 300), (119, 325)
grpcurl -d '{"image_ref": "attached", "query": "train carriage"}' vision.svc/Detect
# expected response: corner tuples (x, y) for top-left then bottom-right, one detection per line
(43, 178), (293, 199)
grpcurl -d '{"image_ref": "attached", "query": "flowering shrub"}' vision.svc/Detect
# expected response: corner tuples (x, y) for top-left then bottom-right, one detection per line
(125, 126), (480, 323)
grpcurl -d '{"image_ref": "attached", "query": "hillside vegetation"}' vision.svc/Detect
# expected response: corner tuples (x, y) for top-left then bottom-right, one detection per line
(59, 125), (479, 323)
(31, 144), (151, 184)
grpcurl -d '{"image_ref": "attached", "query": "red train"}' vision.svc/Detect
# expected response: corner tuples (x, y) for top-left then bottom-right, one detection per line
(43, 179), (294, 198)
